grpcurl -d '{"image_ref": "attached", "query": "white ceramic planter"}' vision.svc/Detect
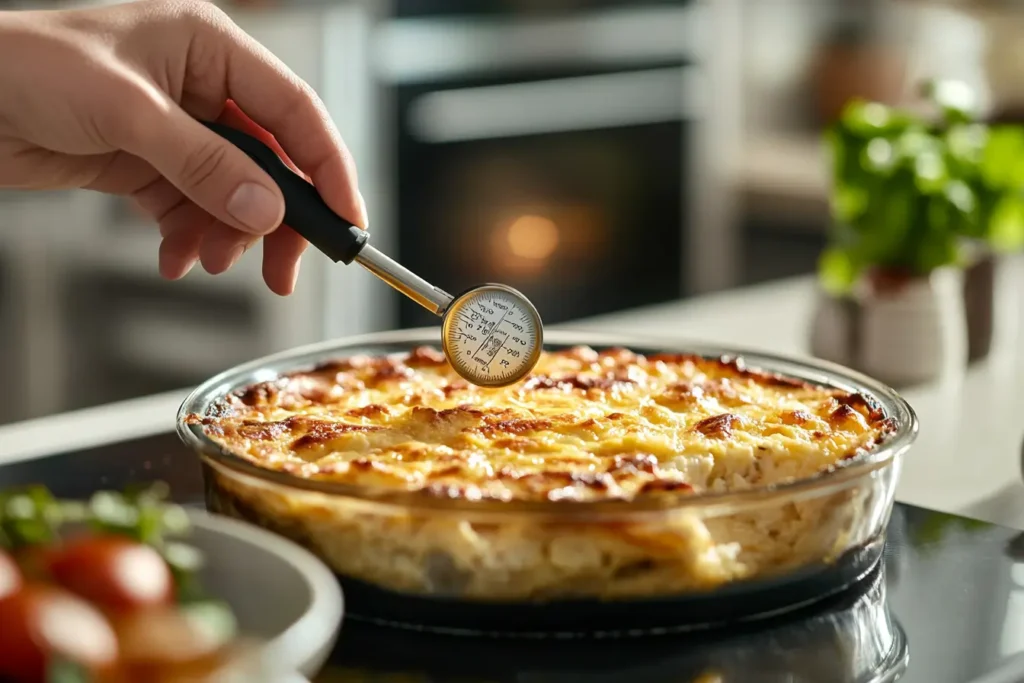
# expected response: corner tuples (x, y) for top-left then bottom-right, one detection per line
(809, 267), (969, 388)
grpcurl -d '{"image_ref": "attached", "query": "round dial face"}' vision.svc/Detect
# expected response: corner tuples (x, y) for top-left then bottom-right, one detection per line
(442, 285), (543, 387)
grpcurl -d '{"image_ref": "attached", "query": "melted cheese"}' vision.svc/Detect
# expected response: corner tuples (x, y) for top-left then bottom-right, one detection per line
(190, 345), (894, 504)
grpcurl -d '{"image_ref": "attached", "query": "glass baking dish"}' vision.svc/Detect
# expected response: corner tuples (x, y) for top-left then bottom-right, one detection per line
(176, 329), (918, 636)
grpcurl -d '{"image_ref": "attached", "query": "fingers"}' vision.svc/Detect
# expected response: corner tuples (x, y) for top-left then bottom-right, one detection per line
(158, 218), (207, 280)
(262, 225), (308, 296)
(135, 176), (255, 280)
(216, 101), (310, 291)
(198, 221), (256, 275)
(112, 88), (287, 238)
(134, 155), (257, 277)
(217, 100), (307, 179)
(184, 9), (367, 228)
(132, 174), (186, 232)
(133, 149), (307, 288)
(132, 176), (201, 277)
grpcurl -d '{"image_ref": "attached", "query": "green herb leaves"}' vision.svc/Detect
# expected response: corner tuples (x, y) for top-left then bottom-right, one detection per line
(45, 658), (89, 683)
(0, 483), (214, 609)
(85, 483), (190, 546)
(180, 599), (240, 647)
(823, 79), (1024, 292)
(0, 487), (64, 550)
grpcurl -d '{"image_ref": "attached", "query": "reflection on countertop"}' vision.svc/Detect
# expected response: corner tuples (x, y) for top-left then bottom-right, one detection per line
(312, 504), (1024, 683)
(322, 566), (904, 683)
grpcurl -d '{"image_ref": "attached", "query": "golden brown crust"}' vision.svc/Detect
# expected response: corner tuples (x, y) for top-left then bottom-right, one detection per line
(187, 345), (893, 504)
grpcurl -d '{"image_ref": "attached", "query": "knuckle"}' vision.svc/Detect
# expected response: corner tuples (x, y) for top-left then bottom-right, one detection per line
(282, 80), (322, 121)
(178, 140), (229, 191)
(168, 0), (229, 31)
(297, 79), (323, 106)
(278, 69), (324, 113)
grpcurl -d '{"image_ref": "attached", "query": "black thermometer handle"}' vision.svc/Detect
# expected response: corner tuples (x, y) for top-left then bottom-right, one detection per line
(202, 121), (368, 265)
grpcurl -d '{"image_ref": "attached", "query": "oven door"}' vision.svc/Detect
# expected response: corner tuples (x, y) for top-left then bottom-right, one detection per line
(395, 65), (701, 328)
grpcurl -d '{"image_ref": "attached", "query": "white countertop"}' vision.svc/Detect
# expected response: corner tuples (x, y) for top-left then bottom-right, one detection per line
(3, 272), (1024, 529)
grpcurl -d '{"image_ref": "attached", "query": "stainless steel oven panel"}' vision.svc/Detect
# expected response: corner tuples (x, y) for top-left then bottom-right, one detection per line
(373, 4), (706, 84)
(381, 0), (742, 305)
(407, 66), (703, 143)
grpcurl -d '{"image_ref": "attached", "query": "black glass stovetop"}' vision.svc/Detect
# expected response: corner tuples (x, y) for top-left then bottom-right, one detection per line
(3, 431), (1024, 683)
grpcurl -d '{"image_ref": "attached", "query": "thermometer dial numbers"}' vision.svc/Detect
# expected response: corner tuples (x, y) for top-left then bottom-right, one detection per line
(441, 285), (543, 388)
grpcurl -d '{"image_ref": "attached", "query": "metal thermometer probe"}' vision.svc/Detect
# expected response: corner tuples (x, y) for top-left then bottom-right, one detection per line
(203, 122), (544, 387)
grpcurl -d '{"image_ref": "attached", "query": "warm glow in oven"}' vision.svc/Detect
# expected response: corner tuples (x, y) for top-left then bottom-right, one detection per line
(483, 206), (605, 279)
(496, 214), (561, 262)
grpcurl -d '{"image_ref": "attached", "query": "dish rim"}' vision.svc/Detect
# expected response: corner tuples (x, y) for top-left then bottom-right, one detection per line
(176, 327), (919, 518)
(185, 508), (344, 674)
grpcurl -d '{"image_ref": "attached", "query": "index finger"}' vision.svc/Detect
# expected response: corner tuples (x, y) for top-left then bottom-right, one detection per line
(216, 99), (307, 180)
(192, 12), (367, 228)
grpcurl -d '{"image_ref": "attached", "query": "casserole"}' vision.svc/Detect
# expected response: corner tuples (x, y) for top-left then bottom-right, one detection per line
(176, 329), (917, 634)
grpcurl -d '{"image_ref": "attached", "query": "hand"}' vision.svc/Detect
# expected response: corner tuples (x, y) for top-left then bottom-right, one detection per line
(0, 0), (367, 295)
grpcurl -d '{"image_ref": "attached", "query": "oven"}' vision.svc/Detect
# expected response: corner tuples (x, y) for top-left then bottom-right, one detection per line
(372, 2), (711, 328)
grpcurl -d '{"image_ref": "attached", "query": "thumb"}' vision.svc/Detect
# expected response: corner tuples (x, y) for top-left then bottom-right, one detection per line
(125, 103), (285, 236)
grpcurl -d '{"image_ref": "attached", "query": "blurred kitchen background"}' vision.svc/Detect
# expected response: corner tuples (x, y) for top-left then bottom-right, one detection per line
(0, 0), (1004, 424)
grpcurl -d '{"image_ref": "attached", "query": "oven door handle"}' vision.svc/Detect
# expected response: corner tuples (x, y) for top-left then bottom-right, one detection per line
(407, 66), (701, 143)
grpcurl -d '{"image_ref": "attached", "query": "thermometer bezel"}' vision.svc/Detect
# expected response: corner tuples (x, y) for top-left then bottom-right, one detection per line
(440, 283), (544, 388)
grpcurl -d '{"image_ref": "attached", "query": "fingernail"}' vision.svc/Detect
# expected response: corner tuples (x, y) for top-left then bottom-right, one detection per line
(161, 256), (197, 281)
(227, 183), (283, 234)
(288, 256), (302, 294)
(357, 192), (370, 228)
(226, 244), (246, 270)
(180, 257), (198, 278)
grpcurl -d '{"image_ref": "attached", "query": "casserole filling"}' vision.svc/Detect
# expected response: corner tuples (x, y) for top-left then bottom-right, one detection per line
(188, 345), (894, 503)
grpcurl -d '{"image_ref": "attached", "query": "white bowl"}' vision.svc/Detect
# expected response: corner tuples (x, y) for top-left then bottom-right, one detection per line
(186, 509), (344, 678)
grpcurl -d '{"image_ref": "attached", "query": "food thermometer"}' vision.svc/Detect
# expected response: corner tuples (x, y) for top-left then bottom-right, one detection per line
(204, 122), (543, 387)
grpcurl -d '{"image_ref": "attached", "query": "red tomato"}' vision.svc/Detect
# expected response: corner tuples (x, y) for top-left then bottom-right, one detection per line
(47, 536), (175, 613)
(0, 582), (119, 682)
(0, 550), (22, 600)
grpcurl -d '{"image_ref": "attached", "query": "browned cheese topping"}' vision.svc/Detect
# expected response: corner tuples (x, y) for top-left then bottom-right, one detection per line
(187, 346), (895, 503)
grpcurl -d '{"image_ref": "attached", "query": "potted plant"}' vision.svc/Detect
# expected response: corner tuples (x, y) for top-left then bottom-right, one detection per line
(928, 81), (1024, 362)
(810, 80), (1024, 387)
(956, 109), (1024, 362)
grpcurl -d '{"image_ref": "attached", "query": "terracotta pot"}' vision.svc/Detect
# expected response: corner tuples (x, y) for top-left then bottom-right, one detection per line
(809, 267), (968, 388)
(812, 42), (907, 125)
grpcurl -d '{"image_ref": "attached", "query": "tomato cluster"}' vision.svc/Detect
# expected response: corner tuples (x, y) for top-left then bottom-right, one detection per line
(0, 488), (242, 683)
